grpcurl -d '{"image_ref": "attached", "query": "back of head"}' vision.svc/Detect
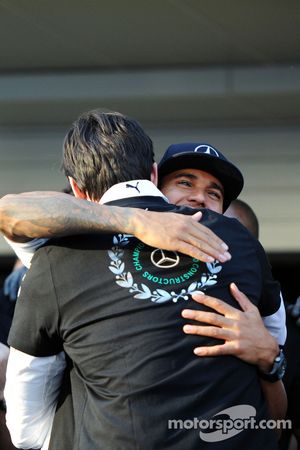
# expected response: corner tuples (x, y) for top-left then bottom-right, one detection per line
(62, 110), (154, 201)
(225, 199), (259, 239)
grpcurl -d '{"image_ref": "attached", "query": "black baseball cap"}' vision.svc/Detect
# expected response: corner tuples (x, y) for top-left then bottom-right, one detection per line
(158, 143), (244, 212)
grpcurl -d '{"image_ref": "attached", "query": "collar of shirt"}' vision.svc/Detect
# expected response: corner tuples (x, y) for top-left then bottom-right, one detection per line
(99, 180), (169, 205)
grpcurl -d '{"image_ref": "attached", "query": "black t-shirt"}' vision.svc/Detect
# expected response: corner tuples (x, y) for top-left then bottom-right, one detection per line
(8, 198), (280, 450)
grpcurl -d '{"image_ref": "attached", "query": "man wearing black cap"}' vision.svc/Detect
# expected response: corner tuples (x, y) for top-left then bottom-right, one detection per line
(157, 143), (286, 351)
(158, 143), (286, 427)
(158, 143), (244, 213)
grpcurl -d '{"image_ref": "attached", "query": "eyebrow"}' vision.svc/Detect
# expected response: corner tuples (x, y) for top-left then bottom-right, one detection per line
(173, 172), (224, 195)
(209, 181), (224, 195)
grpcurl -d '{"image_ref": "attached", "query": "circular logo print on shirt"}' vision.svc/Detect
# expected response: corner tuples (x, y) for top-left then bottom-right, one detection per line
(150, 249), (180, 268)
(107, 234), (222, 304)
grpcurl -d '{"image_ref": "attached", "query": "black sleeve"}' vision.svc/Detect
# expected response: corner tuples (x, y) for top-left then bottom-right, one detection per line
(255, 240), (282, 317)
(8, 247), (63, 356)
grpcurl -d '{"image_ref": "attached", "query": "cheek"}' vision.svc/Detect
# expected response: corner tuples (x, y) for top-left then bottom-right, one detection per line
(161, 186), (184, 205)
(206, 199), (223, 214)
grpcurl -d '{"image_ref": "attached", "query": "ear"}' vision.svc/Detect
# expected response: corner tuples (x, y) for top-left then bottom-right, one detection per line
(68, 177), (89, 200)
(150, 162), (158, 186)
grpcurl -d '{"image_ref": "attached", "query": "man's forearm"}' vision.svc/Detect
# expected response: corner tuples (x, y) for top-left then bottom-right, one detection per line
(260, 379), (287, 438)
(0, 192), (135, 243)
(0, 191), (231, 262)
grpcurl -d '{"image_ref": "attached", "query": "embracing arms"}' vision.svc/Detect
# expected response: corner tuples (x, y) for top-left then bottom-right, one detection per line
(0, 191), (230, 263)
(1, 191), (286, 426)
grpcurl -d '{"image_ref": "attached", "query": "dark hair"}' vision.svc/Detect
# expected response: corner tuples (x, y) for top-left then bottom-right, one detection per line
(62, 110), (154, 200)
(230, 199), (259, 239)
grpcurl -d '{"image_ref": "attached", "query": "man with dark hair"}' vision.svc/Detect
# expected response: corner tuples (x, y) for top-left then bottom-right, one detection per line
(63, 110), (155, 200)
(4, 111), (284, 449)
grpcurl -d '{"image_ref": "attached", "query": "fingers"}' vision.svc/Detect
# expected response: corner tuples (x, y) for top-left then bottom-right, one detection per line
(172, 212), (230, 262)
(4, 269), (25, 301)
(191, 287), (256, 317)
(137, 210), (231, 263)
(229, 283), (255, 312)
(193, 342), (236, 357)
(175, 242), (221, 263)
(191, 211), (203, 221)
(191, 292), (239, 317)
(183, 324), (233, 341)
(188, 219), (231, 263)
(182, 308), (233, 328)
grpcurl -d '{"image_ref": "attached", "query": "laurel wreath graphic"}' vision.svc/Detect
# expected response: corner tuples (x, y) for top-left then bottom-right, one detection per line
(108, 234), (222, 304)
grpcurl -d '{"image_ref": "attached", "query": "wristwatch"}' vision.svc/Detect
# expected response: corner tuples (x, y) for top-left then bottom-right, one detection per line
(259, 349), (287, 383)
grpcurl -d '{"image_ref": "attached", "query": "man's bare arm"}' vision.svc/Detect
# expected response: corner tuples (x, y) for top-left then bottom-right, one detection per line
(260, 380), (287, 434)
(0, 192), (231, 262)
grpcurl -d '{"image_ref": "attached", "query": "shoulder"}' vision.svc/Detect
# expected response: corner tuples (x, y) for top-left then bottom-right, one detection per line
(39, 233), (113, 253)
(30, 234), (118, 281)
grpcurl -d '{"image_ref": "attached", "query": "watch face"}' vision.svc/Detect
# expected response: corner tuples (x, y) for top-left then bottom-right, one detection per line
(259, 350), (287, 382)
(271, 350), (287, 379)
(278, 353), (287, 379)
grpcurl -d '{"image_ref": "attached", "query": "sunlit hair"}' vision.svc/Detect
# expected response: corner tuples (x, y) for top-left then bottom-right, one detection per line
(62, 110), (154, 201)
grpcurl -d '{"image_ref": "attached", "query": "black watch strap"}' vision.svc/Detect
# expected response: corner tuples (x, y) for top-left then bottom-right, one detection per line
(259, 349), (287, 383)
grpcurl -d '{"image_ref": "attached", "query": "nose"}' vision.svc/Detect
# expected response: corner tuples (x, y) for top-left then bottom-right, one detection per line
(187, 191), (206, 208)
